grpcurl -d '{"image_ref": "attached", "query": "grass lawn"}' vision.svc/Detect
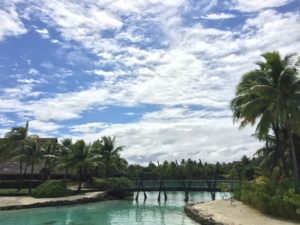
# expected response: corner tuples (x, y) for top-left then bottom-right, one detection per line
(0, 188), (33, 196)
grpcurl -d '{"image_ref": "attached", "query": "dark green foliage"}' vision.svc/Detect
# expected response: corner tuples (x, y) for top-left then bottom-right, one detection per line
(234, 177), (300, 220)
(230, 51), (300, 188)
(90, 177), (131, 189)
(32, 180), (72, 198)
(90, 177), (132, 198)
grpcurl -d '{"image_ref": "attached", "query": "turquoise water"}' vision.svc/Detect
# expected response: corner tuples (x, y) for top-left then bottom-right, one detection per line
(0, 192), (229, 225)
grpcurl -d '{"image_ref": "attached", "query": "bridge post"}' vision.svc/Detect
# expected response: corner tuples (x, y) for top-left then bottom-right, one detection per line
(158, 180), (161, 202)
(206, 180), (216, 201)
(158, 180), (167, 201)
(136, 179), (147, 201)
(141, 181), (147, 201)
(135, 179), (140, 201)
(184, 180), (192, 202)
(162, 181), (167, 201)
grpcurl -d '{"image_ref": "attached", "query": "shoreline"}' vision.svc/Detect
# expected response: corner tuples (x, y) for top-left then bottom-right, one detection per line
(185, 199), (299, 225)
(185, 202), (224, 225)
(0, 191), (109, 211)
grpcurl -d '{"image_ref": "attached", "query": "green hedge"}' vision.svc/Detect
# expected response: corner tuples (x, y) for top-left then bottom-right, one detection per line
(89, 177), (132, 198)
(90, 177), (131, 190)
(234, 176), (300, 220)
(32, 180), (73, 198)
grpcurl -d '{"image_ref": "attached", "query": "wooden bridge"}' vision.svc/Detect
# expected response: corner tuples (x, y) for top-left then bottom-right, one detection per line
(110, 179), (240, 202)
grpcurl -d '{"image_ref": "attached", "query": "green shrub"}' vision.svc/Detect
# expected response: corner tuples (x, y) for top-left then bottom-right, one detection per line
(234, 178), (300, 221)
(90, 177), (132, 190)
(32, 180), (73, 198)
(89, 177), (132, 198)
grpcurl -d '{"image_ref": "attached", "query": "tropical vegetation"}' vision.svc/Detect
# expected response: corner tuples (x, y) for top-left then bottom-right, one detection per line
(32, 180), (72, 198)
(0, 51), (299, 219)
(231, 51), (300, 219)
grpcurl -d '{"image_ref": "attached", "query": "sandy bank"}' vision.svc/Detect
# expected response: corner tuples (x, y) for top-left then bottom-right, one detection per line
(0, 191), (106, 210)
(185, 199), (299, 225)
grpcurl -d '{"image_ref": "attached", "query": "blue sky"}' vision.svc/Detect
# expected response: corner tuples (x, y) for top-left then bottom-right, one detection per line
(0, 0), (300, 164)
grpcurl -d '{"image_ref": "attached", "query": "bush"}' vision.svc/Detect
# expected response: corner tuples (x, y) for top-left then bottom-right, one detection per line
(89, 177), (132, 198)
(234, 177), (300, 221)
(32, 180), (73, 198)
(90, 177), (132, 190)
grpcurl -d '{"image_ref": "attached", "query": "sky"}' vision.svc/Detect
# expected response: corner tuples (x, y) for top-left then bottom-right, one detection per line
(0, 0), (300, 165)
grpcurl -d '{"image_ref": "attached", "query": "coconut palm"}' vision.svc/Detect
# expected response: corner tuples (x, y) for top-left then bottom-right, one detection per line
(99, 136), (123, 177)
(57, 138), (73, 183)
(2, 121), (29, 190)
(23, 135), (44, 194)
(68, 140), (97, 191)
(231, 51), (300, 190)
(40, 140), (59, 180)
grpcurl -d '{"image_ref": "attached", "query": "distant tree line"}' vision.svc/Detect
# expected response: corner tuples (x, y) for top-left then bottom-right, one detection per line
(0, 121), (259, 194)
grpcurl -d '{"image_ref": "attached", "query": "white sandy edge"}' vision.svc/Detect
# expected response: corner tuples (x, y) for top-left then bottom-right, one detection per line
(0, 192), (104, 208)
(189, 199), (299, 225)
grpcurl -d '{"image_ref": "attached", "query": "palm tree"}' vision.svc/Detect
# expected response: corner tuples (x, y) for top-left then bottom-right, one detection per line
(2, 121), (29, 190)
(68, 140), (96, 191)
(57, 138), (73, 183)
(231, 51), (300, 190)
(23, 135), (43, 194)
(38, 140), (58, 181)
(99, 136), (123, 177)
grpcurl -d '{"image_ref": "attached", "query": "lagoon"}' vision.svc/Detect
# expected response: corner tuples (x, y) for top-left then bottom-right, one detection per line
(0, 192), (228, 225)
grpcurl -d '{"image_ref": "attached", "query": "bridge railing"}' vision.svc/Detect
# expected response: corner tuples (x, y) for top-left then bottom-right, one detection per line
(115, 179), (240, 190)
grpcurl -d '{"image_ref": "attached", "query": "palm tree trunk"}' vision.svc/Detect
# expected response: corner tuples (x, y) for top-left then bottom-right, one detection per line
(106, 160), (110, 178)
(43, 160), (48, 181)
(273, 124), (288, 178)
(77, 167), (83, 192)
(23, 162), (28, 176)
(83, 167), (87, 183)
(289, 131), (300, 193)
(106, 165), (109, 178)
(29, 162), (34, 195)
(18, 159), (23, 191)
(64, 168), (69, 184)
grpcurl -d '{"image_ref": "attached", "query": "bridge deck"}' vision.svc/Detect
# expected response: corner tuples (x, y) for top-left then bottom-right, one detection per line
(108, 180), (240, 192)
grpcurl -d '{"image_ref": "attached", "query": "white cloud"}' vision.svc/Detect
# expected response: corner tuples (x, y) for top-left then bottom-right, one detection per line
(29, 120), (62, 132)
(28, 68), (39, 76)
(231, 0), (293, 12)
(0, 1), (26, 41)
(2, 8), (299, 125)
(70, 107), (261, 164)
(201, 13), (236, 20)
(70, 122), (109, 134)
(3, 84), (42, 99)
(21, 86), (109, 120)
(35, 28), (49, 39)
(17, 78), (46, 84)
(125, 112), (135, 116)
(0, 114), (14, 126)
(51, 39), (59, 44)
